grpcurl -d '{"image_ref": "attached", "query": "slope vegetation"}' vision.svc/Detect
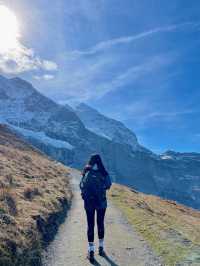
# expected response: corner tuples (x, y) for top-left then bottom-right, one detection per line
(0, 125), (72, 266)
(109, 184), (200, 266)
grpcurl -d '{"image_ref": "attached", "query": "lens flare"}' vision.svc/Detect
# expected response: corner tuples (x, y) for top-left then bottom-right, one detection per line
(0, 5), (20, 53)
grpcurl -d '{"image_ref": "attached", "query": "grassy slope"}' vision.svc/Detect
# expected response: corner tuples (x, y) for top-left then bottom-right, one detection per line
(0, 125), (72, 266)
(109, 184), (200, 266)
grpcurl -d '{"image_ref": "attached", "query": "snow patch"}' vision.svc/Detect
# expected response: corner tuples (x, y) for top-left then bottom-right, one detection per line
(75, 103), (141, 150)
(11, 126), (74, 150)
(161, 155), (173, 160)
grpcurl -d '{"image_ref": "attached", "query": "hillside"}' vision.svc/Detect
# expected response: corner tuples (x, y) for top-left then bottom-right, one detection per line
(0, 75), (157, 193)
(0, 74), (200, 210)
(109, 184), (200, 266)
(0, 124), (72, 266)
(74, 103), (200, 210)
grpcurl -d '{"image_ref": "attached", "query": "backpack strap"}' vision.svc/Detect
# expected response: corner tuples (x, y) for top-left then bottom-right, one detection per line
(104, 174), (112, 190)
(79, 173), (87, 190)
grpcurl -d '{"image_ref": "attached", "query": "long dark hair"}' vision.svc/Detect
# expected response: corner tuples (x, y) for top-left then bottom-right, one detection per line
(82, 154), (108, 177)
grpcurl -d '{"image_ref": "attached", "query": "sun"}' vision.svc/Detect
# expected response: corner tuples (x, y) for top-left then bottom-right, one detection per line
(0, 5), (20, 53)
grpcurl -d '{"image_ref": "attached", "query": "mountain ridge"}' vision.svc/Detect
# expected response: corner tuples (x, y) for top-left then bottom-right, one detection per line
(0, 75), (200, 209)
(75, 102), (146, 152)
(1, 123), (199, 266)
(0, 75), (157, 193)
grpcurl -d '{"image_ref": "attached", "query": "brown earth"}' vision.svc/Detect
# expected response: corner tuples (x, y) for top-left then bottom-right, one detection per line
(0, 124), (72, 266)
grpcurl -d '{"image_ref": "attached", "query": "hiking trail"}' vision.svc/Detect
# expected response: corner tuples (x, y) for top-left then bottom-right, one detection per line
(42, 169), (163, 266)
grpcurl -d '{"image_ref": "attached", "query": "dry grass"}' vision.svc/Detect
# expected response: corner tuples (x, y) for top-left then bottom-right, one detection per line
(0, 125), (73, 265)
(109, 184), (200, 266)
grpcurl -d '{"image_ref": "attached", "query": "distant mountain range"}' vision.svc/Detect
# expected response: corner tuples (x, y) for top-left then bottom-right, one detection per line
(0, 74), (199, 209)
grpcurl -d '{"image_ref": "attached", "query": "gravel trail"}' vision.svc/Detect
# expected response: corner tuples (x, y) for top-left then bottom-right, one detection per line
(42, 169), (163, 266)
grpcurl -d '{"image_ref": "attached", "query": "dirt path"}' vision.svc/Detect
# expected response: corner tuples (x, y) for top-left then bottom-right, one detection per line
(42, 169), (163, 266)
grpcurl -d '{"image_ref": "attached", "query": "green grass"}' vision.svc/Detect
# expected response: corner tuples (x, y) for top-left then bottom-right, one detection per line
(109, 184), (200, 266)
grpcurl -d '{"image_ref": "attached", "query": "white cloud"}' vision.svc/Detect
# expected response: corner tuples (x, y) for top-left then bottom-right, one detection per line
(0, 40), (58, 74)
(68, 21), (200, 58)
(42, 61), (58, 71)
(34, 74), (55, 81)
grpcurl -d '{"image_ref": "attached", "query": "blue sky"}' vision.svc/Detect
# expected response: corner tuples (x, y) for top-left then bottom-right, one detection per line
(1, 0), (200, 153)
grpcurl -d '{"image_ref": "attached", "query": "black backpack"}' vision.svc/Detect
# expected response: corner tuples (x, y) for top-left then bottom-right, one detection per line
(80, 169), (106, 203)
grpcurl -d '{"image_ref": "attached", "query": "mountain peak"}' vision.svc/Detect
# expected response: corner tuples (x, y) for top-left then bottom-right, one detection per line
(75, 102), (143, 151)
(10, 76), (25, 82)
(77, 102), (98, 112)
(10, 76), (35, 90)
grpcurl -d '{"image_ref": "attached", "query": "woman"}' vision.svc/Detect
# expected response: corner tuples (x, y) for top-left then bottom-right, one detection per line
(80, 154), (112, 262)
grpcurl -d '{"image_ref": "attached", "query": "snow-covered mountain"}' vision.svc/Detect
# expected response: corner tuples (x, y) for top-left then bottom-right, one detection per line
(0, 75), (200, 209)
(74, 103), (200, 209)
(75, 103), (142, 151)
(158, 150), (200, 208)
(0, 75), (157, 193)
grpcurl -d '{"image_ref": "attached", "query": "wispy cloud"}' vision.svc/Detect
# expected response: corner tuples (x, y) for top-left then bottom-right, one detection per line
(107, 100), (198, 131)
(68, 21), (200, 58)
(88, 54), (174, 99)
(55, 52), (174, 102)
(143, 109), (196, 119)
(43, 15), (199, 114)
(34, 74), (55, 81)
(120, 101), (198, 129)
(0, 43), (58, 74)
(52, 21), (199, 103)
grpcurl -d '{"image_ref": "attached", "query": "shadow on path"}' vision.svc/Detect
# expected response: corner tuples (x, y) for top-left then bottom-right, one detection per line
(91, 259), (101, 266)
(102, 253), (120, 266)
(90, 254), (120, 266)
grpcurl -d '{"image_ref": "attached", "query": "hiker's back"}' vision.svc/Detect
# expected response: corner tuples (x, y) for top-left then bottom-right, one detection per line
(86, 169), (105, 197)
(80, 169), (107, 210)
(80, 154), (112, 261)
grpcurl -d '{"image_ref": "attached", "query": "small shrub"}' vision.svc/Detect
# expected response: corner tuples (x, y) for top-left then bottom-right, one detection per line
(23, 155), (32, 162)
(24, 187), (41, 200)
(0, 207), (6, 214)
(0, 187), (18, 216)
(0, 256), (13, 266)
(45, 189), (50, 194)
(0, 188), (5, 201)
(0, 186), (10, 201)
(5, 175), (14, 186)
(0, 213), (16, 225)
(4, 192), (18, 216)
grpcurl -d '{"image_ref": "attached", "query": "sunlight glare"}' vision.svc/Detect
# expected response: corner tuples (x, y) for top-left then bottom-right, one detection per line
(0, 5), (20, 53)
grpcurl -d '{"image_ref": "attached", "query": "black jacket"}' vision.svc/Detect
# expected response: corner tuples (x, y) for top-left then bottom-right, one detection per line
(80, 170), (112, 210)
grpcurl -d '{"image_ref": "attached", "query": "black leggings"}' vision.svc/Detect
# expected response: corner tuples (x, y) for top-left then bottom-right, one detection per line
(85, 208), (106, 242)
